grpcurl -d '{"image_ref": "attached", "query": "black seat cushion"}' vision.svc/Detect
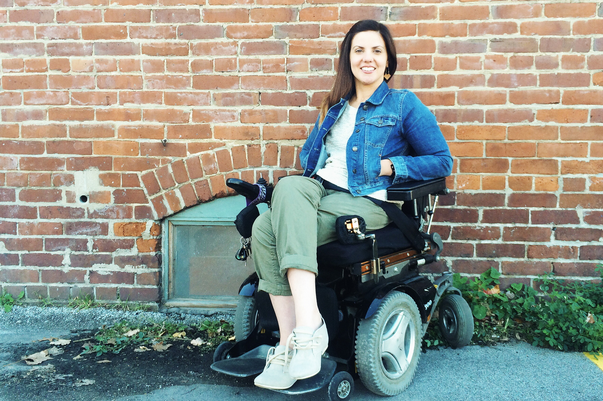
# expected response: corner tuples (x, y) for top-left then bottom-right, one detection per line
(317, 223), (415, 269)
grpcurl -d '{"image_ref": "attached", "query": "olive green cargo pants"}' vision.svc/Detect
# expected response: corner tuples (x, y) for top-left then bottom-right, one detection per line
(251, 176), (391, 296)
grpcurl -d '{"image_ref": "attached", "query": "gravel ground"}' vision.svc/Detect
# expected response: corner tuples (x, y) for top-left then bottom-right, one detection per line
(0, 305), (232, 333)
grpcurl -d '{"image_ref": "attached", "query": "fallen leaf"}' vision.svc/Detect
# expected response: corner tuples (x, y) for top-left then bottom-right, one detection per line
(134, 346), (150, 353)
(75, 379), (95, 387)
(73, 354), (84, 360)
(106, 338), (117, 345)
(228, 336), (236, 342)
(38, 337), (58, 343)
(172, 331), (186, 338)
(46, 347), (64, 356)
(96, 360), (111, 364)
(23, 350), (52, 365)
(191, 338), (205, 346)
(482, 285), (500, 295)
(49, 339), (71, 346)
(124, 329), (140, 337)
(152, 342), (172, 352)
(586, 313), (596, 324)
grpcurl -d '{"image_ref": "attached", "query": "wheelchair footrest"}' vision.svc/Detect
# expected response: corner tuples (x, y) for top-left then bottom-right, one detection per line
(210, 344), (271, 378)
(274, 358), (337, 395)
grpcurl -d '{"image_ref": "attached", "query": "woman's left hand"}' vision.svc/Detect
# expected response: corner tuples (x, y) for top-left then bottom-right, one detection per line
(379, 159), (393, 177)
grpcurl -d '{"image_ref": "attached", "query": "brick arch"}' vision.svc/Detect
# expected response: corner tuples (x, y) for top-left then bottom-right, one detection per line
(139, 143), (303, 220)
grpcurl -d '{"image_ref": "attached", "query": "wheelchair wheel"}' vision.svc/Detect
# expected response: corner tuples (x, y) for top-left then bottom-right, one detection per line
(327, 371), (354, 401)
(438, 294), (474, 349)
(213, 341), (234, 363)
(355, 291), (421, 396)
(234, 295), (258, 341)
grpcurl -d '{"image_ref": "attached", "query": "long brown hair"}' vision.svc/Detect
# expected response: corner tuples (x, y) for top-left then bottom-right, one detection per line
(319, 20), (397, 123)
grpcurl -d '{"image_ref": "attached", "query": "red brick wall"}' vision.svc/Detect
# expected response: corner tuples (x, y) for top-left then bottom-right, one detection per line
(1, 1), (602, 304)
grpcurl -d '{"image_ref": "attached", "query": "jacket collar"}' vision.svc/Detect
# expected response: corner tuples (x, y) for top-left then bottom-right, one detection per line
(341, 80), (390, 106)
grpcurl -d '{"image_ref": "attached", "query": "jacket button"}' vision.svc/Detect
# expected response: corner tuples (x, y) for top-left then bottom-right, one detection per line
(356, 190), (361, 194)
(352, 146), (358, 152)
(363, 105), (368, 110)
(360, 117), (365, 122)
(352, 169), (356, 173)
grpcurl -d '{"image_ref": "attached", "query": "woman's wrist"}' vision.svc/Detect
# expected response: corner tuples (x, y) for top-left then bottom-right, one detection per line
(379, 159), (394, 176)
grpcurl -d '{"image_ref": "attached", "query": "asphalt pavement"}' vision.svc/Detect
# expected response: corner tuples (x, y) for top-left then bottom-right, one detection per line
(1, 306), (602, 401)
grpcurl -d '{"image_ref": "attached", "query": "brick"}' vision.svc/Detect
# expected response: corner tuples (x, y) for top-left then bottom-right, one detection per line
(438, 40), (487, 54)
(81, 25), (126, 40)
(482, 208), (529, 224)
(486, 143), (536, 158)
(23, 253), (64, 268)
(503, 227), (552, 242)
(104, 8), (151, 22)
(0, 269), (39, 283)
(155, 8), (200, 23)
(39, 206), (85, 219)
(46, 42), (93, 57)
(93, 239), (135, 253)
(137, 238), (160, 253)
(559, 193), (603, 209)
(65, 222), (108, 236)
(553, 262), (601, 277)
(457, 90), (506, 105)
(509, 90), (560, 105)
(88, 205), (132, 219)
(508, 193), (557, 208)
(477, 244), (525, 259)
(490, 38), (538, 53)
(540, 37), (591, 53)
(556, 227), (603, 243)
(66, 156), (112, 171)
(90, 271), (135, 285)
(502, 261), (551, 276)
(451, 226), (500, 241)
(545, 3), (596, 18)
(214, 125), (260, 140)
(580, 246), (603, 261)
(0, 253), (19, 267)
(114, 222), (146, 237)
(56, 9), (102, 23)
(19, 189), (62, 203)
(538, 143), (588, 158)
(563, 90), (603, 105)
(451, 260), (498, 275)
(486, 109), (534, 123)
(3, 75), (47, 90)
(521, 21), (570, 36)
(299, 6), (338, 22)
(18, 222), (63, 236)
(204, 8), (249, 23)
(45, 237), (87, 252)
(47, 140), (93, 155)
(459, 158), (509, 174)
(9, 9), (54, 23)
(492, 4), (542, 19)
(537, 109), (588, 124)
(540, 73), (590, 88)
(440, 5), (489, 20)
(435, 109), (483, 123)
(528, 245), (579, 260)
(119, 287), (159, 302)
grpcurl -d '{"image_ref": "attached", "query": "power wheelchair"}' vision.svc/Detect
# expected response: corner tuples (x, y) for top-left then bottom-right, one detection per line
(211, 176), (474, 400)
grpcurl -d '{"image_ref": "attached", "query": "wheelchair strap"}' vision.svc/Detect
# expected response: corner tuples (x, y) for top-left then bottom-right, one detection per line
(318, 177), (426, 252)
(369, 199), (426, 253)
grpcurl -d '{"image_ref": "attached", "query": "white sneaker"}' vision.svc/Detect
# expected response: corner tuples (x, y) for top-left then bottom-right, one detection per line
(254, 345), (296, 390)
(287, 319), (329, 380)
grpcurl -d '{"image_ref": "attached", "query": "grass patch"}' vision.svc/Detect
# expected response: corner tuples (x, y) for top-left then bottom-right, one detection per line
(0, 291), (24, 313)
(85, 319), (234, 356)
(425, 265), (603, 353)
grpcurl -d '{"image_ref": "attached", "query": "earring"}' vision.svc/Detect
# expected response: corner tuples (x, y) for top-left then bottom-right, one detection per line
(384, 67), (391, 81)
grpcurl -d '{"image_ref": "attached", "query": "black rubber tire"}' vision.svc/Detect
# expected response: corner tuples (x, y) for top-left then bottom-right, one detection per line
(327, 371), (354, 401)
(213, 341), (234, 363)
(438, 294), (474, 349)
(234, 295), (258, 341)
(355, 291), (422, 396)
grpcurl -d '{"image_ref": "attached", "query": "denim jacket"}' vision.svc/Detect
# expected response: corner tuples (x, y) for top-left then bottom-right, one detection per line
(300, 81), (453, 197)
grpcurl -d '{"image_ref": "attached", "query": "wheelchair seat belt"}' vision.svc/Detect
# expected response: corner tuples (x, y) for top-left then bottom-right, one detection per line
(319, 178), (426, 253)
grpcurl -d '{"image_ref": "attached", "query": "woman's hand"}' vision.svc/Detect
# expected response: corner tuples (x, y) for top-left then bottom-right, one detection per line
(379, 159), (394, 176)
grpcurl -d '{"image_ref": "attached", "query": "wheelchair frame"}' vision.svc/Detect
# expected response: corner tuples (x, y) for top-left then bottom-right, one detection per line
(211, 177), (473, 400)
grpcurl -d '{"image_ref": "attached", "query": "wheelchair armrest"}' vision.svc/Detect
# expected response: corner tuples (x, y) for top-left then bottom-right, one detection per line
(386, 177), (448, 201)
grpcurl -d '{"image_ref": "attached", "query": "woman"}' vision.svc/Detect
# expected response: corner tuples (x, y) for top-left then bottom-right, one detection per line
(251, 19), (453, 390)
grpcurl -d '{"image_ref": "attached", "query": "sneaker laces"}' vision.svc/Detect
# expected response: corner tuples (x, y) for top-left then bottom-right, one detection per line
(286, 330), (324, 353)
(265, 346), (290, 368)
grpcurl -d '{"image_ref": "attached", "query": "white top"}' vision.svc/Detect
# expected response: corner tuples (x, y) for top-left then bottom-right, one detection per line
(316, 103), (390, 202)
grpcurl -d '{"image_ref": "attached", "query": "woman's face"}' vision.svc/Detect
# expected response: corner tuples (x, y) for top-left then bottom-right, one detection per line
(349, 30), (388, 91)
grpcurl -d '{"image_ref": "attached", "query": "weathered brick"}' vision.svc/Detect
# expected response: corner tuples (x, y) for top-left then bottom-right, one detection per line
(119, 287), (159, 302)
(90, 271), (135, 284)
